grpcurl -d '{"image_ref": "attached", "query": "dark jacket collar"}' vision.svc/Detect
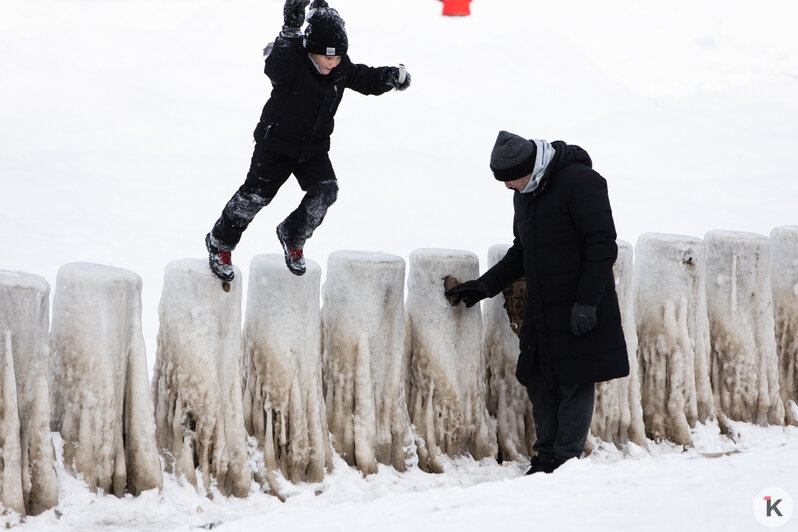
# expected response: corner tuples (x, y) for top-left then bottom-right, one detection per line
(520, 141), (593, 200)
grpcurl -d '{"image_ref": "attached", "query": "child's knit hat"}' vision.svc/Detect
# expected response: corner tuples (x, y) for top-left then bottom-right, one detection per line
(304, 1), (348, 56)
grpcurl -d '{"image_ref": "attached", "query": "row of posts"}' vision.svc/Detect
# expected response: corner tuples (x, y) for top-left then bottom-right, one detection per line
(1, 228), (797, 514)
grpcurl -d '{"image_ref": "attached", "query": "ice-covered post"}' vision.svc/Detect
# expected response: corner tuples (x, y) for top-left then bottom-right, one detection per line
(771, 226), (798, 425)
(634, 234), (715, 445)
(0, 271), (58, 515)
(152, 259), (250, 497)
(482, 244), (535, 462)
(322, 251), (413, 474)
(406, 249), (497, 472)
(243, 255), (331, 489)
(590, 241), (647, 449)
(1, 327), (24, 514)
(50, 263), (162, 496)
(705, 231), (784, 428)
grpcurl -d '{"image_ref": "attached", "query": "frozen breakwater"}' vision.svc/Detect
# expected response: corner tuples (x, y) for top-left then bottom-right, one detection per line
(1, 227), (797, 512)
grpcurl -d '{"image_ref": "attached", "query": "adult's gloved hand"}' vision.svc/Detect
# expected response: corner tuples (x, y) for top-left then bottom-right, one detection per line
(384, 67), (412, 91)
(445, 280), (488, 308)
(570, 303), (597, 336)
(284, 0), (311, 30)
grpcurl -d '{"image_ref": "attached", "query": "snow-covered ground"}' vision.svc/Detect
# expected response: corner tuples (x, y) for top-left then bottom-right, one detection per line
(1, 0), (797, 530)
(6, 423), (798, 531)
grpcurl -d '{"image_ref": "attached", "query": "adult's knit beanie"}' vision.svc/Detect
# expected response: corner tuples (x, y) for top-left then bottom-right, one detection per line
(490, 130), (537, 182)
(304, 1), (348, 56)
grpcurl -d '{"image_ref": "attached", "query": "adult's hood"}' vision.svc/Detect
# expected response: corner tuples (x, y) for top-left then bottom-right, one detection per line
(523, 141), (593, 199)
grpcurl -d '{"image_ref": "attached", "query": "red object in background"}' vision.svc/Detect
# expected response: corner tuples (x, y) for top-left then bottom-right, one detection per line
(438, 0), (471, 16)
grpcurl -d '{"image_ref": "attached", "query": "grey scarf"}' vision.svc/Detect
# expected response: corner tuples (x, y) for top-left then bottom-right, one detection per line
(522, 139), (556, 194)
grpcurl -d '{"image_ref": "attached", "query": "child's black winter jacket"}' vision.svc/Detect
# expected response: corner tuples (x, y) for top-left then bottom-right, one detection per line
(256, 33), (394, 160)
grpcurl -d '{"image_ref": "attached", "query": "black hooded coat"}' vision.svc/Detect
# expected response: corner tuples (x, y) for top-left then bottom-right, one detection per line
(256, 33), (393, 161)
(480, 142), (630, 386)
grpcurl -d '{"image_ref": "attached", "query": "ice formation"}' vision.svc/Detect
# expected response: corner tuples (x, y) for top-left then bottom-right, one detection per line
(634, 234), (715, 445)
(1, 327), (24, 514)
(482, 245), (535, 462)
(771, 226), (798, 425)
(152, 259), (250, 497)
(406, 249), (497, 472)
(0, 271), (58, 515)
(243, 255), (331, 489)
(590, 241), (647, 449)
(49, 263), (162, 496)
(704, 231), (784, 427)
(321, 251), (413, 474)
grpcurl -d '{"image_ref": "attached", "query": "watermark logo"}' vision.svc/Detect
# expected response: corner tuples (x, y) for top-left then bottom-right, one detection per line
(753, 487), (793, 527)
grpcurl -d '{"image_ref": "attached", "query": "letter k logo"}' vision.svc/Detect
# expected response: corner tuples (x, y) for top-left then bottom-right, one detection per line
(765, 496), (784, 517)
(754, 487), (792, 527)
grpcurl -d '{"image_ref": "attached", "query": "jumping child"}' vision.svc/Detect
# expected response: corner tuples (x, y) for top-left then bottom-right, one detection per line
(206, 0), (411, 280)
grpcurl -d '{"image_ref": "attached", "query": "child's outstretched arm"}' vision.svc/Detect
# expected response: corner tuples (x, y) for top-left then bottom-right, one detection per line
(343, 61), (412, 96)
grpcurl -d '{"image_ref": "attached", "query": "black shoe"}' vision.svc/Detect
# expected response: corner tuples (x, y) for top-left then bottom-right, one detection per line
(525, 454), (555, 475)
(205, 233), (234, 282)
(276, 223), (306, 276)
(550, 455), (574, 471)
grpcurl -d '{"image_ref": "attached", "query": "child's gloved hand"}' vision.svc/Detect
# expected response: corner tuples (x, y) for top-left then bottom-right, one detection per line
(283, 0), (311, 30)
(384, 67), (412, 91)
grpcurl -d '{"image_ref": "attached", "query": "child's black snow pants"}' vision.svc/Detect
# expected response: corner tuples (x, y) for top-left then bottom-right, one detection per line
(210, 143), (338, 251)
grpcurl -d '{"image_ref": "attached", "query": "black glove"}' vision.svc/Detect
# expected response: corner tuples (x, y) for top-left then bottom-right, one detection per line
(445, 280), (488, 308)
(384, 67), (412, 91)
(570, 303), (597, 336)
(283, 0), (311, 30)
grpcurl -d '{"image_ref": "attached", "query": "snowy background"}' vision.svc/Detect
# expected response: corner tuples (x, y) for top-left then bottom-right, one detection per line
(1, 0), (797, 530)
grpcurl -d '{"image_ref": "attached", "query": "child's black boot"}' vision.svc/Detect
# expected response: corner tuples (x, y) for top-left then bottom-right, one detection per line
(277, 222), (306, 276)
(205, 233), (235, 282)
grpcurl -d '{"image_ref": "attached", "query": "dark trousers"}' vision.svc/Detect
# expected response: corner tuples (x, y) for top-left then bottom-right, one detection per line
(526, 363), (595, 460)
(210, 144), (338, 251)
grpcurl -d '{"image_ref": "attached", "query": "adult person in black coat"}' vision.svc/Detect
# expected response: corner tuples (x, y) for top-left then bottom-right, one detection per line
(206, 0), (410, 280)
(446, 131), (629, 474)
